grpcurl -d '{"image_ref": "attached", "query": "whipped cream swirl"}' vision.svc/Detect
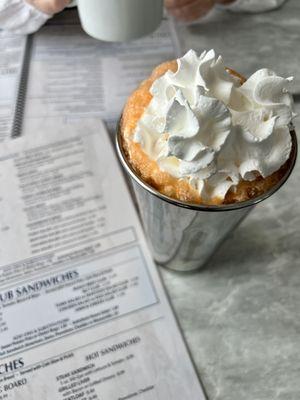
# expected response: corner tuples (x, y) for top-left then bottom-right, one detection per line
(133, 49), (295, 202)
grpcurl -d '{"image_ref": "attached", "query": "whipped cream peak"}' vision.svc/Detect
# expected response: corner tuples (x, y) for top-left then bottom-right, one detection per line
(133, 49), (295, 202)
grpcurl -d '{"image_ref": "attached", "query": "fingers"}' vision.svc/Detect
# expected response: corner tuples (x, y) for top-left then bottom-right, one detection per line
(26, 0), (71, 15)
(166, 0), (215, 22)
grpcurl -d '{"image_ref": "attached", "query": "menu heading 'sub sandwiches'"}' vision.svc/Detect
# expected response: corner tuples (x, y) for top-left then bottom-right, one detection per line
(121, 49), (296, 205)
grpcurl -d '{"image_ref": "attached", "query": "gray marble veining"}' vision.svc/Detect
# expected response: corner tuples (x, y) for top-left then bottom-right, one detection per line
(178, 0), (300, 94)
(161, 2), (300, 398)
(160, 108), (300, 400)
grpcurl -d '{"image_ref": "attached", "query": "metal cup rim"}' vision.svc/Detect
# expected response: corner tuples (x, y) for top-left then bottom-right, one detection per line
(116, 123), (298, 212)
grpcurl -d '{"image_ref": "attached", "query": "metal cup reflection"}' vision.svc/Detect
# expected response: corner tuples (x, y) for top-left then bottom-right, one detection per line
(116, 126), (297, 272)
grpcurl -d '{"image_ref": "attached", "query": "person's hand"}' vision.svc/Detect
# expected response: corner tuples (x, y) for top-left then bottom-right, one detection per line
(165, 0), (236, 22)
(25, 0), (71, 15)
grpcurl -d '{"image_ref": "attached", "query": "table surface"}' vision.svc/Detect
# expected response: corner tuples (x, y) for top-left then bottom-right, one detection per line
(162, 1), (300, 399)
(5, 1), (300, 399)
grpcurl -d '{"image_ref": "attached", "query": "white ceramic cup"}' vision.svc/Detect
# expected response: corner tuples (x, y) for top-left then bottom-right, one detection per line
(68, 0), (164, 42)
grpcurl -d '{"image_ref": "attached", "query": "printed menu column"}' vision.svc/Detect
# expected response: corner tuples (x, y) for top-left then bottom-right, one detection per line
(0, 119), (205, 400)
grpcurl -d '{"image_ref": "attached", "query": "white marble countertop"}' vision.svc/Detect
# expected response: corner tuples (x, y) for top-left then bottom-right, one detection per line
(5, 2), (299, 398)
(177, 0), (300, 95)
(161, 2), (300, 398)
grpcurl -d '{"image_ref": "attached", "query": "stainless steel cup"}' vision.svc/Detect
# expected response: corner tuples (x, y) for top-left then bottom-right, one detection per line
(116, 127), (297, 272)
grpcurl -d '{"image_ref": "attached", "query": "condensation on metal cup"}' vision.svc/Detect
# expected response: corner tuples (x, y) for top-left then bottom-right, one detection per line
(116, 126), (297, 272)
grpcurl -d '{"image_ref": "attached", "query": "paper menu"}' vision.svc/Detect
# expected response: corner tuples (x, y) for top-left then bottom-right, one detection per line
(23, 19), (178, 130)
(0, 118), (206, 400)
